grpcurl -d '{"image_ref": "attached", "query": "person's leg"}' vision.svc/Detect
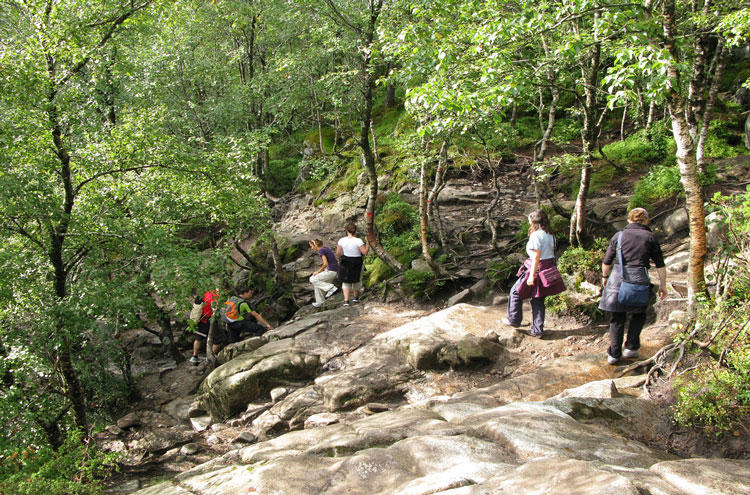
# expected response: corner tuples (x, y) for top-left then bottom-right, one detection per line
(505, 277), (524, 327)
(227, 322), (244, 343)
(529, 296), (546, 336)
(352, 281), (363, 301)
(192, 322), (209, 360)
(310, 273), (327, 304)
(608, 312), (627, 360)
(247, 322), (266, 337)
(319, 270), (337, 296)
(342, 283), (352, 303)
(625, 312), (647, 352)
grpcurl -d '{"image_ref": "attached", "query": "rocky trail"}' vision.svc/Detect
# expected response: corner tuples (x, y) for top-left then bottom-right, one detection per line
(99, 157), (750, 494)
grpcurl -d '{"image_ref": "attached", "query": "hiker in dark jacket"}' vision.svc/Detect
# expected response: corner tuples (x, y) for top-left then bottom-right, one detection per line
(599, 208), (667, 365)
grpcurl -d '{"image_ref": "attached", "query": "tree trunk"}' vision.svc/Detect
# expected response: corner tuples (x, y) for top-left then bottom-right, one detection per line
(570, 28), (600, 247)
(206, 316), (218, 366)
(418, 153), (432, 262)
(384, 62), (396, 108)
(47, 77), (88, 430)
(157, 309), (183, 363)
(646, 100), (657, 131)
(533, 71), (559, 208)
(427, 140), (449, 250)
(270, 235), (284, 282)
(484, 151), (501, 251)
(370, 119), (381, 166)
(663, 0), (707, 308)
(685, 0), (714, 141)
(58, 346), (87, 430)
(358, 4), (405, 273)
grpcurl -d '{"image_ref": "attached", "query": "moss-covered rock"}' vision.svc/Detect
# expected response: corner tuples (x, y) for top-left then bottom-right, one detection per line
(199, 339), (320, 420)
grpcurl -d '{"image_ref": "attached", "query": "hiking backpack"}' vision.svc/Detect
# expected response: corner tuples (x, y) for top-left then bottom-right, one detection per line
(220, 296), (245, 323)
(189, 296), (204, 323)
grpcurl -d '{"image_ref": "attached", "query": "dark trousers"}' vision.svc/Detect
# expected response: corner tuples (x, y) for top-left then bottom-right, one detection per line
(227, 320), (265, 343)
(507, 277), (546, 336)
(608, 311), (647, 359)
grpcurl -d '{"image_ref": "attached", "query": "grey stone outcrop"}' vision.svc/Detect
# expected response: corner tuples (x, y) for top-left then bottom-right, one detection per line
(130, 304), (748, 495)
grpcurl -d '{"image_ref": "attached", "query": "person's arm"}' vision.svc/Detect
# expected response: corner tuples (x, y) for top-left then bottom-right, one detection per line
(313, 252), (328, 276)
(601, 263), (612, 286)
(251, 310), (273, 330)
(336, 244), (343, 258)
(527, 249), (541, 286)
(359, 239), (369, 256)
(656, 266), (667, 300)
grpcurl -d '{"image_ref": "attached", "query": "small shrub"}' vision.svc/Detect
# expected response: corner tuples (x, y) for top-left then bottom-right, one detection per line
(377, 194), (417, 236)
(485, 259), (516, 291)
(514, 221), (530, 242)
(546, 293), (602, 320)
(601, 129), (669, 168)
(364, 258), (392, 286)
(557, 237), (608, 281)
(375, 194), (421, 266)
(267, 158), (300, 195)
(548, 213), (570, 236)
(704, 126), (745, 160)
(673, 346), (750, 435)
(628, 164), (683, 211)
(403, 268), (441, 299)
(550, 117), (581, 144)
(0, 431), (118, 495)
(512, 116), (542, 148)
(670, 189), (750, 436)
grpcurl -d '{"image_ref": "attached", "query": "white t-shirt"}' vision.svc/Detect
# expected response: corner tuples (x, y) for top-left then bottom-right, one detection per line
(338, 236), (364, 257)
(527, 230), (555, 260)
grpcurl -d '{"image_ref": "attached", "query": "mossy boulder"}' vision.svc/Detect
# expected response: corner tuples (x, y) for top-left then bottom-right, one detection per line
(199, 338), (320, 420)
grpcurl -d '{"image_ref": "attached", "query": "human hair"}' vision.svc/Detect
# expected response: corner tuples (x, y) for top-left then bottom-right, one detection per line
(628, 207), (650, 225)
(236, 285), (253, 296)
(345, 223), (357, 235)
(528, 209), (552, 235)
(310, 239), (324, 248)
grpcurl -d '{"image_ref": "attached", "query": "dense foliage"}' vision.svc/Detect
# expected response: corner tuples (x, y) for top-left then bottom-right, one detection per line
(671, 190), (750, 435)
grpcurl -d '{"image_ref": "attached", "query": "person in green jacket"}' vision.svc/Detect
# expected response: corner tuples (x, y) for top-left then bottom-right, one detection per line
(222, 286), (273, 343)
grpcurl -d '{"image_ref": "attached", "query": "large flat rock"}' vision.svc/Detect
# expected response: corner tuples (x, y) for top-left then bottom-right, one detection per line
(461, 402), (668, 468)
(650, 458), (750, 495)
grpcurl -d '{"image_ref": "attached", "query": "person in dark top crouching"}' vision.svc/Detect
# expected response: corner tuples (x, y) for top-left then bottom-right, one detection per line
(599, 208), (667, 365)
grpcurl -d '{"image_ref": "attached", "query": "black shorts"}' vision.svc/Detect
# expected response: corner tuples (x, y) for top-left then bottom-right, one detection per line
(195, 320), (228, 345)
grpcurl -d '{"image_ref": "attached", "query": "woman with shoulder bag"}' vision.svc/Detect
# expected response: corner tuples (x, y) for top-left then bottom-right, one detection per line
(599, 208), (667, 365)
(502, 209), (565, 338)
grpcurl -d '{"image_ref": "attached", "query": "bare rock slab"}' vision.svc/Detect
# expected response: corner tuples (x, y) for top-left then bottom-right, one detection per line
(650, 458), (750, 495)
(455, 458), (640, 495)
(463, 402), (667, 468)
(132, 483), (192, 495)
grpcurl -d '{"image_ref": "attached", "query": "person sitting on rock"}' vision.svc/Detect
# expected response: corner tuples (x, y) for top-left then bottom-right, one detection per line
(309, 238), (339, 308)
(221, 286), (273, 343)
